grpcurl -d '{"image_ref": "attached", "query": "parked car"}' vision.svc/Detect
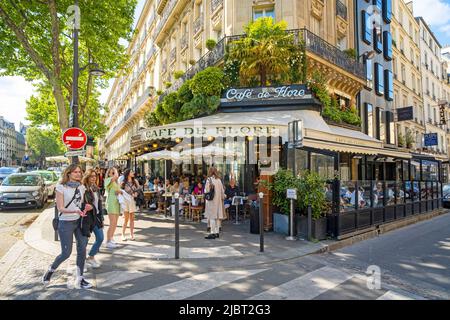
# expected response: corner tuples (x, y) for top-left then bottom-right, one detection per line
(0, 173), (48, 210)
(0, 167), (25, 184)
(31, 170), (59, 198)
(442, 183), (450, 208)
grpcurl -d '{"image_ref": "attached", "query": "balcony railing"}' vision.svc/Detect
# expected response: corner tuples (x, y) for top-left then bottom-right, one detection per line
(211, 0), (223, 13)
(181, 34), (188, 51)
(170, 48), (177, 64)
(336, 0), (347, 20)
(194, 13), (204, 36)
(162, 59), (167, 74)
(159, 28), (366, 101)
(154, 0), (177, 40)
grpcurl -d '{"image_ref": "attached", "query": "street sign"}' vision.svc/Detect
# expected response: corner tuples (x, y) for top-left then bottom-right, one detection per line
(65, 150), (86, 157)
(286, 189), (297, 200)
(397, 106), (414, 121)
(424, 133), (438, 147)
(62, 128), (87, 150)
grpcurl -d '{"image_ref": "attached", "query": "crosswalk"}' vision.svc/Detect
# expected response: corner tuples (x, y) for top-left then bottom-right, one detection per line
(82, 264), (426, 300)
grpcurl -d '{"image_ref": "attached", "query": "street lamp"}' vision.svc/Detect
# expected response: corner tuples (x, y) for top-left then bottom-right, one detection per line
(68, 0), (105, 164)
(358, 50), (376, 61)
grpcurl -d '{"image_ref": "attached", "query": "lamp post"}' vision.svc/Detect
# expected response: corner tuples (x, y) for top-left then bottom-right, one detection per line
(358, 50), (376, 62)
(68, 0), (105, 165)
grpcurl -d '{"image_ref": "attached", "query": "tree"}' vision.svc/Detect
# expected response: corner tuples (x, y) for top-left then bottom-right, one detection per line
(26, 127), (65, 167)
(228, 17), (301, 86)
(0, 0), (137, 131)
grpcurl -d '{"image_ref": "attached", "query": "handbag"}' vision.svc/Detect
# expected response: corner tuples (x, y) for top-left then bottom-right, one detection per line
(52, 186), (79, 231)
(205, 178), (215, 201)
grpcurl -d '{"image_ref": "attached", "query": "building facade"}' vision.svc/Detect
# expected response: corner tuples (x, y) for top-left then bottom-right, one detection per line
(0, 117), (17, 166)
(417, 17), (447, 157)
(101, 0), (364, 162)
(391, 0), (424, 152)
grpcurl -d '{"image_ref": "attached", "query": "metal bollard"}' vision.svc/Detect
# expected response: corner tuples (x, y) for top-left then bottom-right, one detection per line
(174, 193), (180, 259)
(258, 192), (264, 252)
(286, 198), (297, 241)
(307, 204), (312, 241)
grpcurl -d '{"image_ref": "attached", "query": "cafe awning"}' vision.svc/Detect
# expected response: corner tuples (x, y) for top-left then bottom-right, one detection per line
(132, 110), (411, 159)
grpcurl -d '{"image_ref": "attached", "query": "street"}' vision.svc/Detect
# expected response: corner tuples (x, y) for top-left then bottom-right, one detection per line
(0, 202), (51, 259)
(0, 208), (449, 300)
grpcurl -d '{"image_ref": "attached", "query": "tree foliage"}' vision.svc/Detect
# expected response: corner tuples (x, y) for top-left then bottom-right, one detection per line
(25, 127), (65, 165)
(0, 0), (137, 131)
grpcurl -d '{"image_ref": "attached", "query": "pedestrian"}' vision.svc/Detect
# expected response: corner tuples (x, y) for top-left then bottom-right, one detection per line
(121, 169), (140, 241)
(83, 169), (104, 269)
(105, 167), (122, 248)
(42, 164), (94, 289)
(204, 167), (226, 239)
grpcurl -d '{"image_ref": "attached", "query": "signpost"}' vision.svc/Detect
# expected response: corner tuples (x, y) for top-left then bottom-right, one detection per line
(62, 128), (87, 150)
(65, 150), (86, 157)
(424, 133), (438, 147)
(397, 106), (414, 122)
(286, 189), (297, 241)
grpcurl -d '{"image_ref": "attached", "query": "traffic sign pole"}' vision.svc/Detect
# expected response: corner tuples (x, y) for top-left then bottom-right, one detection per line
(62, 127), (87, 165)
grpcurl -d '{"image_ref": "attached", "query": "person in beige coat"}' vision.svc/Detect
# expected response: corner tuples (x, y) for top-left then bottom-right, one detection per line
(204, 167), (226, 239)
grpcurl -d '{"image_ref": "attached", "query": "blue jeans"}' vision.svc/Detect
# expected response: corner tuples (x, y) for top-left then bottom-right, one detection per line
(51, 219), (88, 276)
(88, 225), (104, 257)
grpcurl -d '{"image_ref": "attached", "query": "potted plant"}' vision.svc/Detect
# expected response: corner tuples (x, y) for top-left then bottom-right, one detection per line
(189, 59), (196, 66)
(405, 130), (414, 149)
(343, 48), (357, 59)
(397, 132), (405, 147)
(206, 39), (217, 51)
(174, 71), (184, 80)
(164, 81), (172, 89)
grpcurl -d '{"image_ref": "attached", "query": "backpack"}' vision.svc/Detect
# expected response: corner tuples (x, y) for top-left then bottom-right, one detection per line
(205, 178), (215, 201)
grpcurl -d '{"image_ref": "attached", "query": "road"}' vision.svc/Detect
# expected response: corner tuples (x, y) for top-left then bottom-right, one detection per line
(0, 210), (449, 300)
(0, 202), (52, 259)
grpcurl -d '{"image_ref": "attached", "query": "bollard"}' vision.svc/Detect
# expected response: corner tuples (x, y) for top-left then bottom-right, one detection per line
(54, 208), (59, 242)
(286, 198), (297, 241)
(174, 193), (180, 259)
(307, 204), (312, 241)
(258, 192), (264, 252)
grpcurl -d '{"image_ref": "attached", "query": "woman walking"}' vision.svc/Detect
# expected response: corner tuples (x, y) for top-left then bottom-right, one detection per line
(105, 167), (122, 248)
(83, 169), (104, 268)
(121, 169), (140, 241)
(42, 164), (94, 289)
(204, 167), (226, 239)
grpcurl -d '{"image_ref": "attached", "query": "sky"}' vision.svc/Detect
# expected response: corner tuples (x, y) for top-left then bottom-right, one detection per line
(0, 0), (449, 131)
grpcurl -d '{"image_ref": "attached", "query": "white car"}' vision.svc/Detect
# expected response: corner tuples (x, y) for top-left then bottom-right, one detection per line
(31, 171), (59, 198)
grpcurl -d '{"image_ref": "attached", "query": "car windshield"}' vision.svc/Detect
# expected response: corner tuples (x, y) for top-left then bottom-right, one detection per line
(36, 172), (54, 181)
(0, 168), (16, 174)
(443, 184), (450, 195)
(2, 175), (40, 186)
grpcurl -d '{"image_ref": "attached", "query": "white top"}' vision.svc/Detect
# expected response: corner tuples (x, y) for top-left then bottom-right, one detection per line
(118, 175), (125, 185)
(56, 183), (86, 221)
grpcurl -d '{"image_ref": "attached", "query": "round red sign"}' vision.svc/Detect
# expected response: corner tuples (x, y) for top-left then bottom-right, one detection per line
(62, 128), (87, 150)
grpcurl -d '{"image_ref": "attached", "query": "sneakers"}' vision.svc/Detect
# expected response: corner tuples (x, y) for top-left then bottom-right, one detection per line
(42, 267), (54, 285)
(205, 234), (216, 239)
(106, 241), (118, 249)
(215, 233), (220, 238)
(86, 257), (101, 269)
(121, 235), (127, 241)
(75, 277), (93, 289)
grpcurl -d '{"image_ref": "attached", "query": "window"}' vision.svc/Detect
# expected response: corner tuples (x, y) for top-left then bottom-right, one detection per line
(365, 103), (374, 137)
(386, 111), (395, 144)
(373, 0), (382, 11)
(374, 26), (383, 53)
(311, 16), (320, 34)
(376, 107), (384, 141)
(253, 6), (275, 20)
(366, 58), (373, 89)
(384, 70), (393, 101)
(401, 64), (405, 82)
(382, 0), (392, 23)
(383, 31), (392, 60)
(362, 11), (372, 44)
(375, 63), (384, 96)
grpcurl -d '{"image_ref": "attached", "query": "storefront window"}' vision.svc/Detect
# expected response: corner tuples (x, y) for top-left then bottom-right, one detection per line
(359, 181), (373, 209)
(427, 182), (433, 200)
(340, 181), (357, 212)
(412, 181), (420, 202)
(422, 160), (438, 181)
(420, 182), (427, 200)
(373, 181), (385, 207)
(294, 148), (308, 177)
(411, 160), (421, 181)
(402, 160), (409, 181)
(340, 154), (352, 181)
(397, 182), (406, 204)
(311, 153), (335, 180)
(386, 181), (396, 206)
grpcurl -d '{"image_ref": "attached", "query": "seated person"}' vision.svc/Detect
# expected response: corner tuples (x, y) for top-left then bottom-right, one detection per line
(147, 177), (155, 191)
(225, 179), (241, 215)
(193, 181), (204, 195)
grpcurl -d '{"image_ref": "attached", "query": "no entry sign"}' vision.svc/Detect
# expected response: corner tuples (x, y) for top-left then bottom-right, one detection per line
(62, 128), (87, 150)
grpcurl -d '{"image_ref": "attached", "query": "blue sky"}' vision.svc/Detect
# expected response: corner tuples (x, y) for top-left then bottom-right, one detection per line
(1, 0), (449, 130)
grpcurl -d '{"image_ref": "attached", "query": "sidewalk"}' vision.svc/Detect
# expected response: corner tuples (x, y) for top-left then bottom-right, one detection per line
(23, 206), (332, 267)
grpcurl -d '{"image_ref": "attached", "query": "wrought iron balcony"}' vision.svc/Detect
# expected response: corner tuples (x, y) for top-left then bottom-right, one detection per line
(194, 13), (204, 36)
(211, 0), (223, 14)
(336, 0), (347, 20)
(154, 0), (177, 40)
(159, 28), (366, 101)
(181, 34), (188, 51)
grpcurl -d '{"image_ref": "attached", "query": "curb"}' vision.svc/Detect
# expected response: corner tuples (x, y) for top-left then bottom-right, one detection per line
(0, 240), (28, 284)
(324, 208), (449, 252)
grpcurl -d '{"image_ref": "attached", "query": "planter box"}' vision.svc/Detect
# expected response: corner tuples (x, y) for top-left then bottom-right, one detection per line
(312, 217), (327, 240)
(273, 212), (289, 235)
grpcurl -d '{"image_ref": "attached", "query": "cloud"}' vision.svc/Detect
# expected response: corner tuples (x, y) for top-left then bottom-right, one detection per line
(0, 76), (35, 129)
(412, 0), (450, 32)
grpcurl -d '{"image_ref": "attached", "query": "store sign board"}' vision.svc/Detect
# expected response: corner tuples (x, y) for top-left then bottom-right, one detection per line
(286, 189), (297, 200)
(424, 133), (438, 146)
(397, 106), (414, 121)
(221, 84), (313, 108)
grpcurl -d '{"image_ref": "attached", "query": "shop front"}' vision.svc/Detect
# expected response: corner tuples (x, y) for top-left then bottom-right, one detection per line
(123, 84), (443, 236)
